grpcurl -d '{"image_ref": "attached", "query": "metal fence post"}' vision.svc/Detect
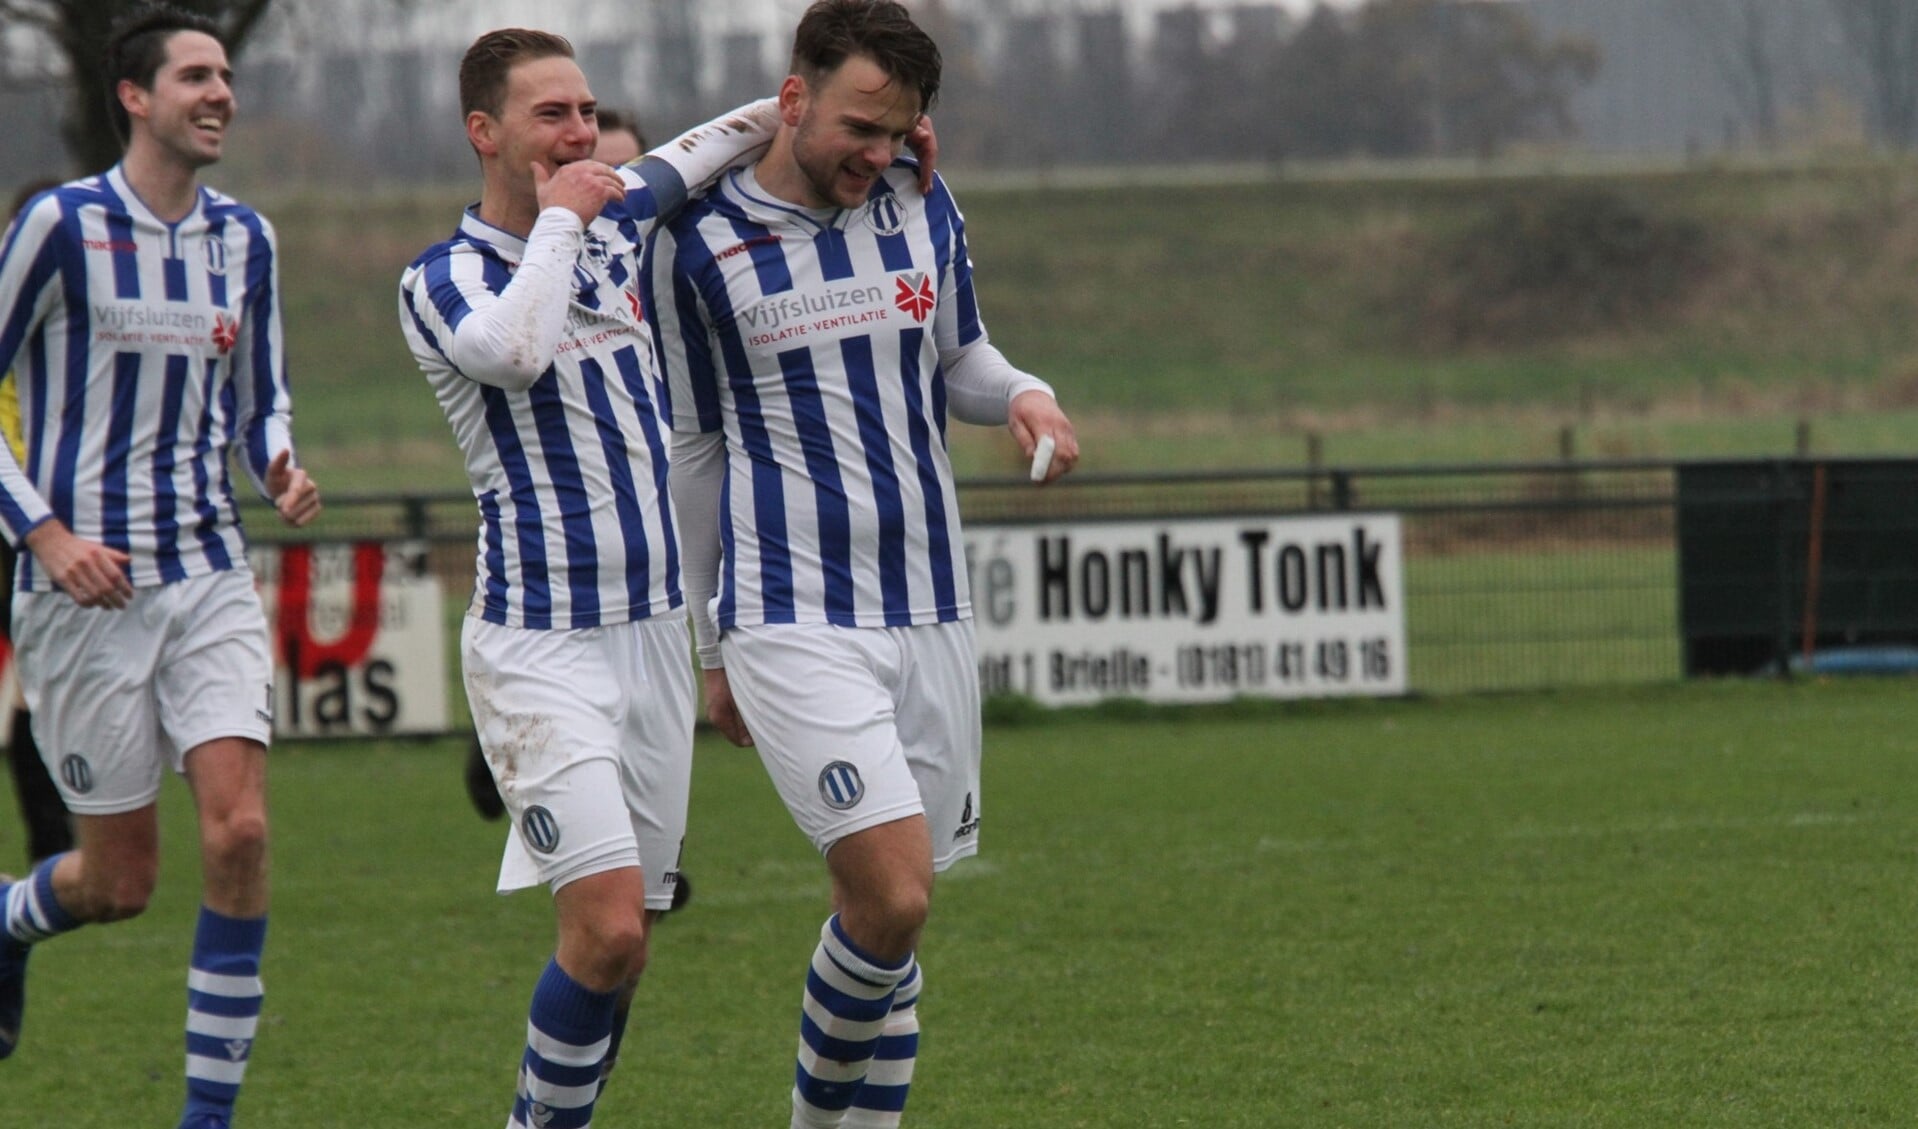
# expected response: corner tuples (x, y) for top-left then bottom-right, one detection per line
(1769, 460), (1797, 680)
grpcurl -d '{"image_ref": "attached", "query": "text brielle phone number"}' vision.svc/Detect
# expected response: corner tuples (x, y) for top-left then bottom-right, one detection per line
(976, 635), (1397, 696)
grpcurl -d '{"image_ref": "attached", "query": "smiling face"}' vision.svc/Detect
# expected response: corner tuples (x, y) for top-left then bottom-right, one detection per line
(469, 54), (600, 199)
(122, 30), (234, 170)
(782, 53), (923, 209)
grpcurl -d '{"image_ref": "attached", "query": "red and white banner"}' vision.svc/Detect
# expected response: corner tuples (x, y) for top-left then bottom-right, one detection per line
(250, 541), (449, 737)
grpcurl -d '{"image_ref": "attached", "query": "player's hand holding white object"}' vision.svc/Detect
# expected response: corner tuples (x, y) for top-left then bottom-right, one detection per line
(534, 160), (625, 227)
(1009, 389), (1078, 485)
(1029, 434), (1055, 483)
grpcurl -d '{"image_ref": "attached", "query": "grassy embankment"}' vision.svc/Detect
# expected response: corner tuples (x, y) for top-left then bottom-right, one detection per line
(267, 161), (1918, 494)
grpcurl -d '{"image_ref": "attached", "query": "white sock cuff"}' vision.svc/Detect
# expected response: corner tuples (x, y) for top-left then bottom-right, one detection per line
(820, 915), (913, 991)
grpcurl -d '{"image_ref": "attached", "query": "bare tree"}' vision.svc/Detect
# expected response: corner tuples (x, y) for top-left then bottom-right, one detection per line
(0, 0), (275, 175)
(1827, 0), (1918, 147)
(1674, 0), (1782, 148)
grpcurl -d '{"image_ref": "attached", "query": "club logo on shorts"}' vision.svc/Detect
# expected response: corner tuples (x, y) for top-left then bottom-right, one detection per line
(60, 755), (93, 795)
(954, 791), (980, 841)
(521, 805), (562, 854)
(866, 195), (906, 236)
(818, 762), (865, 811)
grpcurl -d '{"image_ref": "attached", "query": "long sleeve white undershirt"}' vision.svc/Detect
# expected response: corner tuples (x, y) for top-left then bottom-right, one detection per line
(444, 99), (780, 392)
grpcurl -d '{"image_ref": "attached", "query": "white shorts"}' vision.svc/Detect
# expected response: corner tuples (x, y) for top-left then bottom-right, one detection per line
(463, 612), (696, 908)
(12, 568), (273, 816)
(721, 620), (981, 871)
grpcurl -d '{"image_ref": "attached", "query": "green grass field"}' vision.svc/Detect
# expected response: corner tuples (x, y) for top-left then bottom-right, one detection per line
(4, 677), (1915, 1126)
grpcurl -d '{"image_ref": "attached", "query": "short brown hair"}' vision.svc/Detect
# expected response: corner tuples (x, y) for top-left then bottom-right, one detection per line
(104, 3), (225, 145)
(790, 0), (941, 113)
(459, 28), (575, 119)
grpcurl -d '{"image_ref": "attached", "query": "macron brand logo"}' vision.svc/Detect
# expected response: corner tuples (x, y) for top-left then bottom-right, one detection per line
(716, 234), (783, 261)
(893, 272), (934, 322)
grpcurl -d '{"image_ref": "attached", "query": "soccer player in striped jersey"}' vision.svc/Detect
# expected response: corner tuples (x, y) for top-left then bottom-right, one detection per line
(0, 6), (321, 1128)
(398, 29), (786, 1129)
(646, 2), (1079, 1124)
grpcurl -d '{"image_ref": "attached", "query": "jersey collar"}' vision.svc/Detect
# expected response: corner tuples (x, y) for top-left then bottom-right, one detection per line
(719, 165), (852, 233)
(105, 163), (207, 231)
(456, 205), (528, 263)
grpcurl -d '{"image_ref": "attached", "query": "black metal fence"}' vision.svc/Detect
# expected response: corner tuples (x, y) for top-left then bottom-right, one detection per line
(246, 457), (1915, 697)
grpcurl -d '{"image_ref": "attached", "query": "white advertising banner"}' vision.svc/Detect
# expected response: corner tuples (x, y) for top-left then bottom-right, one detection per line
(248, 541), (449, 737)
(966, 514), (1406, 705)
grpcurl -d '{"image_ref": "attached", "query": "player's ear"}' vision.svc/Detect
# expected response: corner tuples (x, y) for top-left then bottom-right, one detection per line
(118, 78), (149, 126)
(467, 110), (499, 157)
(777, 74), (807, 128)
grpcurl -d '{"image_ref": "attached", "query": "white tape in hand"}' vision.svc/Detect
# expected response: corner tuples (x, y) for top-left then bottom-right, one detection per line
(1029, 434), (1056, 483)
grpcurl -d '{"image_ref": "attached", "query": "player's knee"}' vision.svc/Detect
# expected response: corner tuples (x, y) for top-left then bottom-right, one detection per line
(572, 909), (650, 985)
(849, 881), (930, 951)
(881, 883), (931, 935)
(84, 867), (157, 922)
(203, 810), (269, 870)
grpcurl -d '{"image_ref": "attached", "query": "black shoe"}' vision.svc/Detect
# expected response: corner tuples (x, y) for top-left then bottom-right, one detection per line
(0, 891), (28, 1059)
(463, 740), (505, 822)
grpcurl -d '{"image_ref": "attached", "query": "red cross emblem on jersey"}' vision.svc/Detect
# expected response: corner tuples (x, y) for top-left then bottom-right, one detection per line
(893, 272), (935, 323)
(212, 313), (240, 356)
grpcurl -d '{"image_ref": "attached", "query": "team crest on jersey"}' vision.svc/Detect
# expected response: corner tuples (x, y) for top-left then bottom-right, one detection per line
(865, 195), (906, 236)
(212, 312), (240, 356)
(818, 762), (865, 811)
(202, 235), (229, 276)
(582, 230), (612, 268)
(893, 272), (935, 322)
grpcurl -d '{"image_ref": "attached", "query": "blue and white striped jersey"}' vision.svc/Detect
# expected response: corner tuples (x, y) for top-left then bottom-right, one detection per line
(399, 170), (682, 631)
(646, 161), (985, 630)
(0, 165), (295, 592)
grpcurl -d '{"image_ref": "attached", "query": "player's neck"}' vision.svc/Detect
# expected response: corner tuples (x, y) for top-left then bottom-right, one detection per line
(477, 169), (538, 239)
(753, 133), (827, 210)
(120, 140), (202, 223)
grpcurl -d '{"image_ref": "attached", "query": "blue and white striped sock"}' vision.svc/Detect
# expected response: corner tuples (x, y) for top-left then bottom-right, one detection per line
(2, 853), (80, 944)
(791, 915), (913, 1129)
(844, 958), (921, 1129)
(509, 959), (616, 1129)
(182, 908), (266, 1126)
